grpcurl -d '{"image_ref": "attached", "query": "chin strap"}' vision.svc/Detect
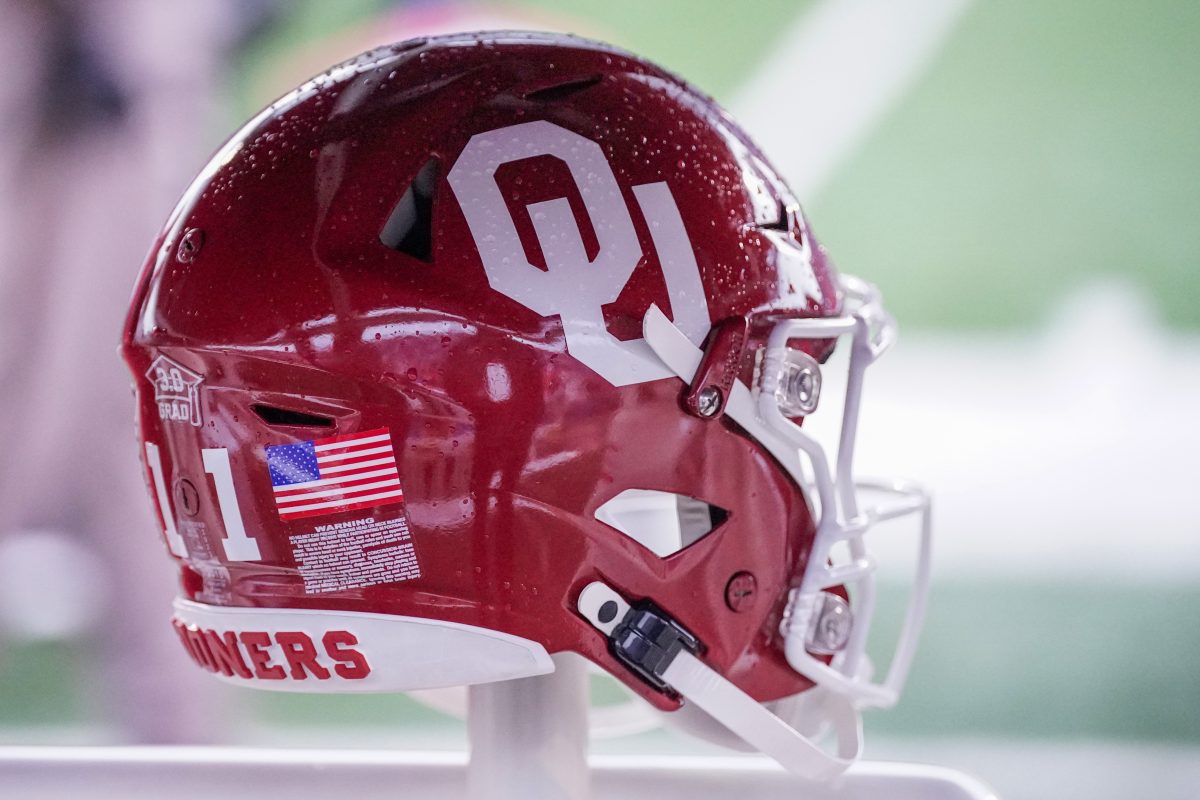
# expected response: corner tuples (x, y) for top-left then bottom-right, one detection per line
(578, 582), (862, 782)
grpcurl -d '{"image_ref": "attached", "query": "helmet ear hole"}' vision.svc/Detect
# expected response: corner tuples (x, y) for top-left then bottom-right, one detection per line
(521, 74), (603, 102)
(595, 490), (729, 557)
(380, 158), (439, 261)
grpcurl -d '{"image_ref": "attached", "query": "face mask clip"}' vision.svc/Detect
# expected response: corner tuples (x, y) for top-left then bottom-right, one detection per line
(681, 316), (750, 420)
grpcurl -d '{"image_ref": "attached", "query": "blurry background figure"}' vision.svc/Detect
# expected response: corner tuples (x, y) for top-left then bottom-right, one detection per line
(0, 0), (277, 742)
(0, 2), (1196, 799)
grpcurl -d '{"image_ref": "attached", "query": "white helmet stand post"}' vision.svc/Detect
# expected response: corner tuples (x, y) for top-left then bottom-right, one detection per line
(467, 654), (591, 800)
(0, 660), (999, 799)
(462, 654), (1001, 800)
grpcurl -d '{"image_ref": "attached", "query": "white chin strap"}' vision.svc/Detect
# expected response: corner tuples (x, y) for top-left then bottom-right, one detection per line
(577, 277), (932, 781)
(577, 582), (861, 782)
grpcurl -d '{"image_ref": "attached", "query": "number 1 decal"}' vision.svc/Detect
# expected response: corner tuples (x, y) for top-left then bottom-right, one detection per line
(202, 448), (262, 561)
(144, 443), (262, 562)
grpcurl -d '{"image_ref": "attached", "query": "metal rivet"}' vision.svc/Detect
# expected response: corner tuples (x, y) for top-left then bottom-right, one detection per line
(598, 600), (619, 624)
(177, 228), (205, 263)
(696, 386), (722, 417)
(724, 571), (757, 612)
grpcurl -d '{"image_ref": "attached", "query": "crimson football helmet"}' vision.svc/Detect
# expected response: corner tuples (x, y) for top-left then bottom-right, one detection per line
(123, 32), (930, 779)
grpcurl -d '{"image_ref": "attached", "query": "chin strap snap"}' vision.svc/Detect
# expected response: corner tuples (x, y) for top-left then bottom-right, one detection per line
(577, 582), (862, 782)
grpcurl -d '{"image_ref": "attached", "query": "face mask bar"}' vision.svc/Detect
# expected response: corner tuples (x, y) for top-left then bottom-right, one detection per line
(587, 285), (931, 780)
(641, 275), (932, 711)
(757, 276), (932, 710)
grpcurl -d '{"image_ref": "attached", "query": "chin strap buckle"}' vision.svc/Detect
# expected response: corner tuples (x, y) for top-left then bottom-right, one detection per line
(610, 603), (701, 694)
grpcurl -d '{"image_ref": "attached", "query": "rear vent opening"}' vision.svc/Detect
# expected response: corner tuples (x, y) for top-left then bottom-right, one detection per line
(595, 489), (729, 557)
(522, 74), (603, 102)
(380, 157), (438, 261)
(754, 200), (791, 232)
(251, 404), (334, 428)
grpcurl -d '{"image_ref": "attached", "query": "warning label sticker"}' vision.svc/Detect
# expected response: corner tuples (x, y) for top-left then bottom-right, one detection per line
(290, 514), (421, 594)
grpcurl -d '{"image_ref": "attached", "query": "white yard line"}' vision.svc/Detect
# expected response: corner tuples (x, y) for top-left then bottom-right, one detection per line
(730, 0), (974, 199)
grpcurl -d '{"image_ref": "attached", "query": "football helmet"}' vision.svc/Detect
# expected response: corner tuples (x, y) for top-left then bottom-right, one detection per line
(122, 31), (930, 780)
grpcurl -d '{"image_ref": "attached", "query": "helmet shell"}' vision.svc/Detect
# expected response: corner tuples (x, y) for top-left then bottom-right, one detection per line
(123, 31), (841, 709)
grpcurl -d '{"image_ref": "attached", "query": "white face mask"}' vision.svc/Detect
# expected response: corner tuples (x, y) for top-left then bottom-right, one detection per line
(579, 275), (933, 781)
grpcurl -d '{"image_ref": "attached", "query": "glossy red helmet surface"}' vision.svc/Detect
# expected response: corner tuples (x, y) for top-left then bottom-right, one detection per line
(122, 32), (884, 737)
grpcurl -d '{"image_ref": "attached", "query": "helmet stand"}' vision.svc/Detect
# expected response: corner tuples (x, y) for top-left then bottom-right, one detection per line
(460, 655), (1000, 800)
(0, 664), (999, 799)
(467, 654), (590, 800)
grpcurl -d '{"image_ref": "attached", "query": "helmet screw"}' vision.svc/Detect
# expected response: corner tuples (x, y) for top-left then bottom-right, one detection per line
(177, 228), (205, 263)
(724, 571), (757, 612)
(696, 386), (722, 417)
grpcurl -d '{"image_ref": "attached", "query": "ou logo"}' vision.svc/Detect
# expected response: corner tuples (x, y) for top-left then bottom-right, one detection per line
(447, 120), (709, 386)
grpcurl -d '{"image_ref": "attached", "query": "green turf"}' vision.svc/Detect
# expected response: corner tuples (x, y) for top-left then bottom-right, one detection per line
(515, 0), (813, 99)
(0, 640), (88, 725)
(811, 0), (1200, 330)
(866, 582), (1200, 743)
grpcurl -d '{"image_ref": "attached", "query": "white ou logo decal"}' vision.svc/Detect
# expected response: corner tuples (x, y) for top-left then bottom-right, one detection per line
(447, 121), (710, 387)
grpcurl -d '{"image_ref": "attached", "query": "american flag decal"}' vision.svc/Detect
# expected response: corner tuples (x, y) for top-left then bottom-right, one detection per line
(267, 428), (403, 521)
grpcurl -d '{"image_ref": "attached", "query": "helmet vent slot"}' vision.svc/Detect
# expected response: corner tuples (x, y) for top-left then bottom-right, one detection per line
(522, 74), (603, 102)
(595, 489), (728, 557)
(251, 404), (334, 428)
(380, 157), (438, 261)
(753, 200), (791, 232)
